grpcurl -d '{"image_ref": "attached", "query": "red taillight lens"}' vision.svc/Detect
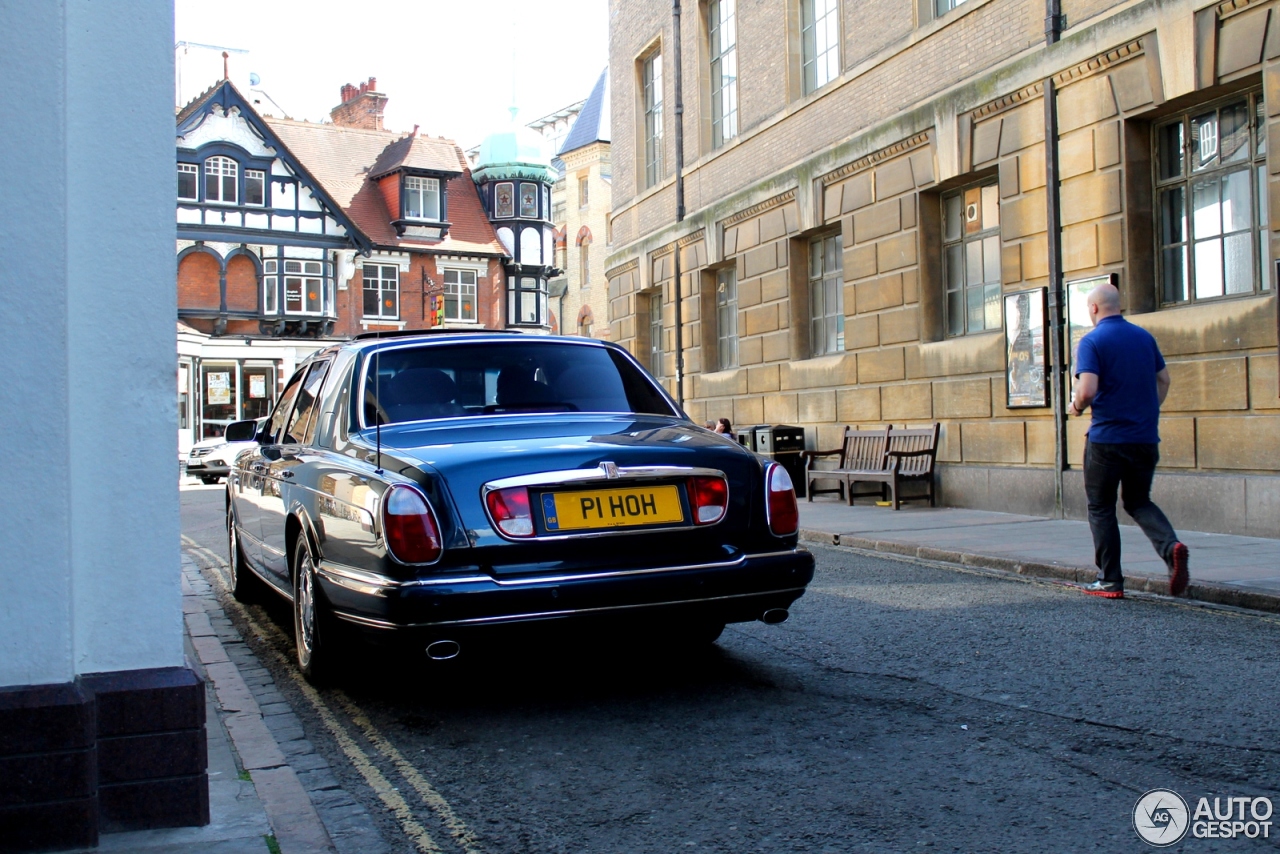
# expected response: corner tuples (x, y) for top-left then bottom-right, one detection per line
(486, 486), (534, 537)
(383, 485), (443, 564)
(688, 475), (728, 525)
(766, 464), (799, 536)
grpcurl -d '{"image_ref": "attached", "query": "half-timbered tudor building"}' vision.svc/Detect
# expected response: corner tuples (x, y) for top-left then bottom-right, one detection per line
(176, 78), (508, 451)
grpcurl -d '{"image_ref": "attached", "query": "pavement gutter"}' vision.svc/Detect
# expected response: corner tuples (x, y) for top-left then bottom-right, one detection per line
(799, 529), (1280, 615)
(183, 560), (338, 854)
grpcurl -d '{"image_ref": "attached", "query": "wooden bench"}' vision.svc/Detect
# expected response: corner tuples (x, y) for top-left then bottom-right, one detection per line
(802, 423), (940, 510)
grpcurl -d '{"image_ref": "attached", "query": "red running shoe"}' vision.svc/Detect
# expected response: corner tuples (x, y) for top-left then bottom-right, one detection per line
(1169, 542), (1189, 597)
(1082, 580), (1124, 599)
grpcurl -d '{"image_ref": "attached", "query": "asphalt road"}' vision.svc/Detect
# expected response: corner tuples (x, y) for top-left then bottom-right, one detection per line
(182, 480), (1280, 853)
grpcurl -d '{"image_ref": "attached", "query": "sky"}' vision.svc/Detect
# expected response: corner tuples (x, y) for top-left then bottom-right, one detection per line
(175, 0), (609, 148)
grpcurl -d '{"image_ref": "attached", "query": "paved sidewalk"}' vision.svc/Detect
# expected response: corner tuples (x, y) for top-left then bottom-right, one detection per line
(798, 500), (1280, 612)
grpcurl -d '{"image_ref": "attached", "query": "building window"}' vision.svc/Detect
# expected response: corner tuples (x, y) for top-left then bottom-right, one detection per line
(716, 266), (738, 370)
(444, 268), (477, 321)
(580, 319), (593, 338)
(263, 259), (279, 315)
(362, 264), (399, 319)
(580, 243), (591, 286)
(495, 182), (515, 218)
(648, 291), (663, 376)
(643, 51), (664, 189)
(284, 259), (326, 314)
(801, 0), (840, 95)
(1156, 91), (1270, 303)
(579, 177), (589, 207)
(935, 0), (970, 16)
(520, 183), (539, 218)
(942, 182), (1002, 336)
(245, 169), (265, 206)
(709, 0), (738, 148)
(405, 176), (441, 220)
(809, 233), (844, 356)
(205, 156), (238, 204)
(509, 276), (548, 326)
(178, 163), (198, 200)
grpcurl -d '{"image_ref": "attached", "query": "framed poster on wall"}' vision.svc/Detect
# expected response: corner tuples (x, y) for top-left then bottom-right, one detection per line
(1004, 287), (1049, 408)
(1065, 272), (1119, 397)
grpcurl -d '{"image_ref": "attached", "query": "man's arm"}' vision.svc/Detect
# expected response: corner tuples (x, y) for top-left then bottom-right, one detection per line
(1155, 366), (1171, 406)
(1068, 372), (1098, 417)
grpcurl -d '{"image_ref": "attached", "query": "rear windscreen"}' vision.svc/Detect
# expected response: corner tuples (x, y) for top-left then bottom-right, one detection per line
(362, 341), (679, 426)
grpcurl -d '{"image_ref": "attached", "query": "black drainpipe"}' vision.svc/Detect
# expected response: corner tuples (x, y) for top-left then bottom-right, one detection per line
(672, 0), (687, 409)
(1044, 0), (1067, 517)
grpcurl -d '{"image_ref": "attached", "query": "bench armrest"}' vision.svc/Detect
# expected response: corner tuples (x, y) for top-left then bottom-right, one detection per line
(886, 449), (935, 458)
(801, 449), (842, 460)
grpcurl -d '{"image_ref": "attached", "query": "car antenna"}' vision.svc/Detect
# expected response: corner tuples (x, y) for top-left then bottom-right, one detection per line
(374, 348), (383, 473)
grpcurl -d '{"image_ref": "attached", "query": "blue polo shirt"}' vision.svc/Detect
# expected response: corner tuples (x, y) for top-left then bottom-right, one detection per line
(1075, 315), (1165, 444)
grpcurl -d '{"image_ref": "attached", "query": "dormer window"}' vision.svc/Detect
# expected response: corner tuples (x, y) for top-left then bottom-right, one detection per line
(245, 170), (265, 206)
(205, 156), (238, 204)
(405, 176), (440, 220)
(177, 164), (198, 201)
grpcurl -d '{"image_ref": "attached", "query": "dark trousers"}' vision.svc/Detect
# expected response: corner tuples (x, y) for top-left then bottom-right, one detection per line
(1083, 441), (1179, 585)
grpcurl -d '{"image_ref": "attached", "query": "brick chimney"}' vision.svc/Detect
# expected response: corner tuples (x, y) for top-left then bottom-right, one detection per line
(329, 77), (387, 130)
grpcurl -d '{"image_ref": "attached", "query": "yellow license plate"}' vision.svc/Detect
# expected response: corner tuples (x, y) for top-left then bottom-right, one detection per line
(541, 485), (684, 531)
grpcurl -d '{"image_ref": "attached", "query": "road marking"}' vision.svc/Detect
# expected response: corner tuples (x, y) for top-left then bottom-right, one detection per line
(182, 535), (479, 853)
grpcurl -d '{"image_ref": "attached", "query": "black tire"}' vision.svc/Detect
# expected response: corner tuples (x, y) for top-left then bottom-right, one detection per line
(200, 475), (221, 485)
(292, 531), (343, 684)
(226, 505), (258, 603)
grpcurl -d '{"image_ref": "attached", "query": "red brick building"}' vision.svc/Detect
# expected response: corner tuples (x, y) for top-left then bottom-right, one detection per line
(176, 78), (507, 450)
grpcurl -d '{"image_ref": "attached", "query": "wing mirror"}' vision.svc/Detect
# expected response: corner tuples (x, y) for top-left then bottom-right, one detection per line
(224, 419), (259, 442)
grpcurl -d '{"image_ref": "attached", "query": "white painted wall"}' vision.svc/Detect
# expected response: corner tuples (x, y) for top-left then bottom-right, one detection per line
(0, 0), (180, 688)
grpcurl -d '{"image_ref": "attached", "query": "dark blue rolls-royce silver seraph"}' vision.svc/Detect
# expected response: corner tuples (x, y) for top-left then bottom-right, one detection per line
(224, 331), (814, 681)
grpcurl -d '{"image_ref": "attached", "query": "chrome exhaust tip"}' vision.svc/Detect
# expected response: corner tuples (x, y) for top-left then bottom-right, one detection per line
(425, 640), (460, 661)
(760, 608), (790, 625)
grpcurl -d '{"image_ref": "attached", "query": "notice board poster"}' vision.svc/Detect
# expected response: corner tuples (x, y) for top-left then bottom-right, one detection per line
(207, 372), (231, 405)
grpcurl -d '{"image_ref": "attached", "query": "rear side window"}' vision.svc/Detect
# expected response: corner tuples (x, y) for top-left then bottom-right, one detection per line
(362, 342), (678, 426)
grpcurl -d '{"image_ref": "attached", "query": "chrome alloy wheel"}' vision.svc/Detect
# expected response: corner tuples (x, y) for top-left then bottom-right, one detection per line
(294, 543), (317, 670)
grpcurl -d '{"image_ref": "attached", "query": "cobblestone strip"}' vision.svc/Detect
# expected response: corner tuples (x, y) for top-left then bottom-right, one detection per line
(182, 554), (390, 854)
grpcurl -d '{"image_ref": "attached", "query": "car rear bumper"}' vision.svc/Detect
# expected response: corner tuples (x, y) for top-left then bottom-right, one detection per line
(318, 548), (815, 636)
(186, 461), (230, 476)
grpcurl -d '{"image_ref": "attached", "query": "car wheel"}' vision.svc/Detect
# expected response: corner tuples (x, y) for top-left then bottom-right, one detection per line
(292, 531), (341, 683)
(200, 475), (220, 485)
(226, 505), (257, 603)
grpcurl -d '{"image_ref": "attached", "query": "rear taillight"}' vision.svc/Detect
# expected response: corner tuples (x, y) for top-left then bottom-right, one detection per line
(382, 485), (443, 564)
(486, 486), (534, 537)
(688, 475), (728, 525)
(765, 464), (799, 536)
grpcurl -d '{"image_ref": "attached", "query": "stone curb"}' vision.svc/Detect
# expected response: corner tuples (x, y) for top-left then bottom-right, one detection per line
(799, 529), (1280, 615)
(183, 564), (338, 854)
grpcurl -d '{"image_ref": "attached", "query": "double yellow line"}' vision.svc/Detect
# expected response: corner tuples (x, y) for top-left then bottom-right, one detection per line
(182, 536), (481, 854)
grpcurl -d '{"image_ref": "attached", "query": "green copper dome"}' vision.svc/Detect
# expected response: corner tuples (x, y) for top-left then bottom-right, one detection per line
(473, 108), (555, 184)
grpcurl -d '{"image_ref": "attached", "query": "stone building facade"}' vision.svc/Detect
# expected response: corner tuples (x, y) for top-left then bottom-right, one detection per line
(606, 0), (1280, 536)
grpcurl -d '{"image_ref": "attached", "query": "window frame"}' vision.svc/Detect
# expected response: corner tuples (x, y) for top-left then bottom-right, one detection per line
(715, 266), (739, 370)
(709, 0), (739, 149)
(580, 243), (591, 286)
(648, 290), (664, 377)
(941, 180), (1003, 338)
(1154, 89), (1270, 305)
(509, 275), (549, 327)
(244, 169), (266, 206)
(801, 0), (840, 96)
(642, 50), (665, 190)
(204, 155), (238, 205)
(443, 268), (478, 322)
(404, 175), (441, 221)
(177, 163), (198, 201)
(808, 232), (844, 357)
(362, 264), (400, 320)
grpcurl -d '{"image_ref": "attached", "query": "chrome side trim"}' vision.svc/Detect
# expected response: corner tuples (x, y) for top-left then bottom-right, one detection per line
(332, 587), (810, 630)
(486, 554), (745, 587)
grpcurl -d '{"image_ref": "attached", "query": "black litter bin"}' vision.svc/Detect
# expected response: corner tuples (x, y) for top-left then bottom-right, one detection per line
(736, 424), (769, 452)
(755, 424), (807, 498)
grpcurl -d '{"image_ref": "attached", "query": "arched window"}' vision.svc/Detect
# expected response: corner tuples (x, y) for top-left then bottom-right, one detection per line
(205, 156), (238, 204)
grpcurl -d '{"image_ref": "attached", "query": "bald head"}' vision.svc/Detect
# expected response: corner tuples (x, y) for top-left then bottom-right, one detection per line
(1086, 283), (1121, 324)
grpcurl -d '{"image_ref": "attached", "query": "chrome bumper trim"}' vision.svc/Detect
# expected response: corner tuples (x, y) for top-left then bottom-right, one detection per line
(331, 586), (810, 630)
